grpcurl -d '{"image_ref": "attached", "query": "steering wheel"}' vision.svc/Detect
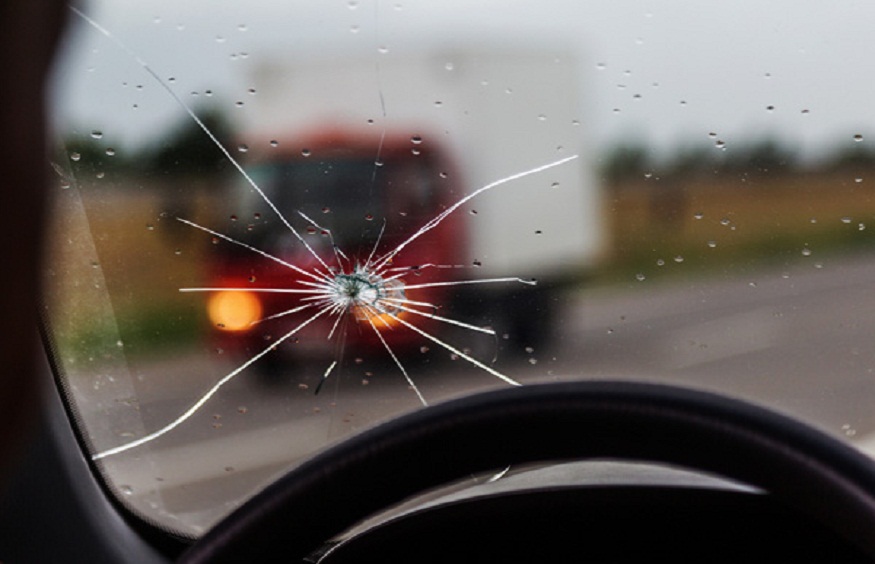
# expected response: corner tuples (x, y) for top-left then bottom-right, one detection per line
(180, 381), (875, 562)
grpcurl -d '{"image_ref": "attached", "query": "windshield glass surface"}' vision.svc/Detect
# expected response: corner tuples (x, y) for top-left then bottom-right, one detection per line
(45, 0), (875, 536)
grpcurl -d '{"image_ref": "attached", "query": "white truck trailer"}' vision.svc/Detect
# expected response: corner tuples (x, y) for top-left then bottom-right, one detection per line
(229, 46), (606, 347)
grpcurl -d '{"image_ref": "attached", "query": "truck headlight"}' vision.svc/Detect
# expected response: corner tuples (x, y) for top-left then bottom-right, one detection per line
(208, 291), (262, 331)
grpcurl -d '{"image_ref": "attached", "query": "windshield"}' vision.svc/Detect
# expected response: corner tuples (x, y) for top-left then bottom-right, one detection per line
(45, 0), (875, 536)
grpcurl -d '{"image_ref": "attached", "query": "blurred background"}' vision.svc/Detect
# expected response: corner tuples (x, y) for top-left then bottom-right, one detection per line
(44, 0), (875, 536)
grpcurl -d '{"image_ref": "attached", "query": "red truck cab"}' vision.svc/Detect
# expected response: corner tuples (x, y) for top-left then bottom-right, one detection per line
(204, 129), (470, 374)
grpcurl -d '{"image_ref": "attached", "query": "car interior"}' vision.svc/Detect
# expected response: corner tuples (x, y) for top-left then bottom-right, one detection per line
(4, 1), (875, 562)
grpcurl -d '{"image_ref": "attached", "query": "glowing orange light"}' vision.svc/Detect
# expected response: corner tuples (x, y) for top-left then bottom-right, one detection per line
(208, 291), (262, 332)
(352, 305), (404, 329)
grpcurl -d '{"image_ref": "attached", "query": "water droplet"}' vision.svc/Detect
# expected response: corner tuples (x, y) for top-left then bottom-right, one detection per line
(235, 101), (244, 108)
(842, 424), (857, 437)
(855, 177), (863, 183)
(215, 35), (226, 43)
(322, 207), (331, 214)
(270, 140), (279, 148)
(146, 224), (154, 231)
(673, 255), (684, 263)
(766, 105), (775, 112)
(707, 240), (717, 248)
(365, 214), (374, 221)
(90, 130), (103, 139)
(70, 152), (81, 162)
(693, 212), (704, 220)
(538, 114), (547, 121)
(410, 135), (422, 144)
(841, 217), (852, 224)
(238, 23), (247, 31)
(595, 62), (606, 70)
(420, 346), (430, 354)
(237, 144), (248, 153)
(708, 132), (717, 139)
(301, 148), (311, 157)
(120, 485), (134, 496)
(174, 249), (182, 256)
(105, 148), (116, 157)
(444, 62), (455, 71)
(248, 88), (256, 95)
(433, 100), (442, 107)
(635, 273), (646, 281)
(715, 140), (726, 149)
(348, 0), (359, 8)
(656, 259), (665, 266)
(801, 247), (812, 257)
(96, 171), (105, 179)
(720, 218), (731, 226)
(472, 260), (482, 267)
(859, 223), (866, 231)
(854, 134), (864, 142)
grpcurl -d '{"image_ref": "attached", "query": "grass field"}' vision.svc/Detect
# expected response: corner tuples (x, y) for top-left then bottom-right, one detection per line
(600, 169), (875, 283)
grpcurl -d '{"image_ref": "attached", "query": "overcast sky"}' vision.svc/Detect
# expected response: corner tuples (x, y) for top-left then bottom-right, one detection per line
(54, 0), (875, 162)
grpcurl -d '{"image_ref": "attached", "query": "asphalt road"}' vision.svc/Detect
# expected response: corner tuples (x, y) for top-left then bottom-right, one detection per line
(87, 250), (875, 533)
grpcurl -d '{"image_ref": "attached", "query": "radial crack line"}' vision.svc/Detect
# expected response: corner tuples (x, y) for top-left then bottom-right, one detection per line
(373, 155), (578, 271)
(402, 277), (536, 291)
(366, 316), (428, 406)
(179, 287), (322, 294)
(176, 218), (330, 284)
(379, 296), (439, 310)
(254, 302), (319, 324)
(70, 7), (330, 271)
(92, 305), (333, 460)
(386, 301), (495, 335)
(386, 310), (522, 387)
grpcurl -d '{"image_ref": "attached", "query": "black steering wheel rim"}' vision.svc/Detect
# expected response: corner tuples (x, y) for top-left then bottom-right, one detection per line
(181, 381), (875, 562)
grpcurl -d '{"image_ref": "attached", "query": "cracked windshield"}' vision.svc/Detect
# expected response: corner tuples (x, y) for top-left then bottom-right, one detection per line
(46, 0), (875, 536)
